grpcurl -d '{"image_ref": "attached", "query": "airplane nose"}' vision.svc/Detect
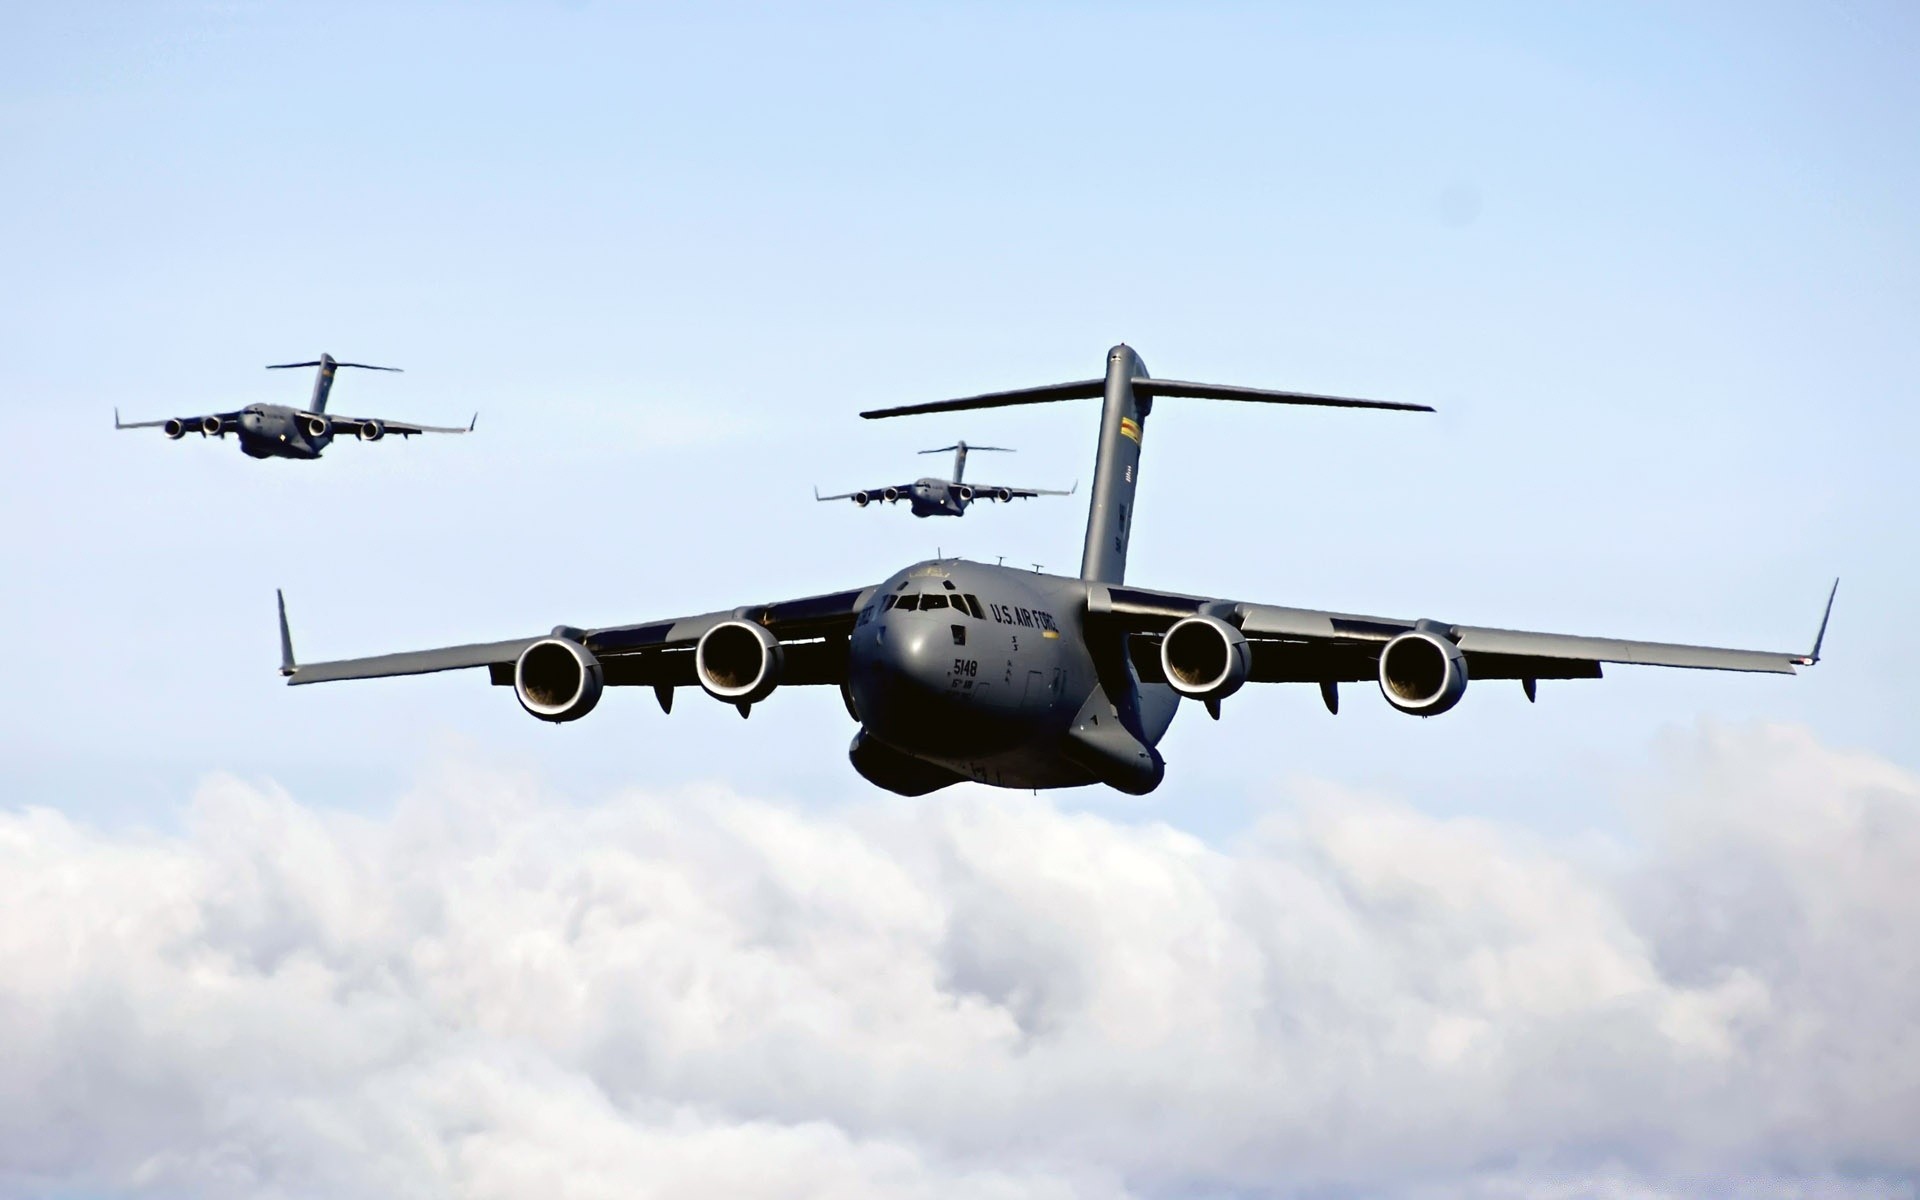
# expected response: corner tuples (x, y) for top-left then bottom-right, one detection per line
(884, 621), (942, 686)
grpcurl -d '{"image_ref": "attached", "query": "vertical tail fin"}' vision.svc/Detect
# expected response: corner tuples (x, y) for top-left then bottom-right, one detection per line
(1080, 347), (1149, 583)
(266, 354), (402, 414)
(866, 347), (1429, 585)
(919, 440), (1013, 486)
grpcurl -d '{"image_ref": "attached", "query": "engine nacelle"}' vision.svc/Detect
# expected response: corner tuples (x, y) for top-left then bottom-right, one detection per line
(956, 485), (974, 503)
(882, 486), (900, 504)
(514, 637), (604, 723)
(993, 487), (1012, 502)
(200, 415), (225, 436)
(163, 418), (188, 440)
(696, 620), (783, 705)
(357, 420), (386, 442)
(852, 491), (870, 507)
(304, 415), (332, 439)
(1378, 628), (1468, 716)
(1160, 615), (1252, 702)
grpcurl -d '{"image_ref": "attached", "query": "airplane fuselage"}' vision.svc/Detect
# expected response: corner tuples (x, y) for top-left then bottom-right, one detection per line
(844, 559), (1179, 793)
(233, 404), (332, 460)
(902, 478), (968, 517)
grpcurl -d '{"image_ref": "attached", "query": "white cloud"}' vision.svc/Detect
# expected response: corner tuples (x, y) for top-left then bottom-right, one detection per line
(0, 723), (1915, 1199)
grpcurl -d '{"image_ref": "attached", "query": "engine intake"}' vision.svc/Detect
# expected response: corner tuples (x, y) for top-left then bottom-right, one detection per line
(852, 491), (870, 507)
(993, 487), (1012, 502)
(514, 638), (604, 722)
(1378, 628), (1468, 716)
(163, 418), (188, 440)
(200, 415), (225, 436)
(956, 485), (974, 503)
(696, 620), (783, 705)
(1160, 615), (1251, 702)
(882, 487), (900, 503)
(304, 415), (332, 439)
(357, 420), (386, 441)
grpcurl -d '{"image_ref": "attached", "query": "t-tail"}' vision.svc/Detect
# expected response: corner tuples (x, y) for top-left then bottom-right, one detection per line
(266, 353), (402, 414)
(920, 440), (1012, 485)
(863, 344), (1433, 584)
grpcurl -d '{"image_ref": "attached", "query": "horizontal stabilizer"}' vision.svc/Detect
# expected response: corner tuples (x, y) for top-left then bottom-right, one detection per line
(863, 376), (1428, 419)
(862, 379), (1103, 419)
(267, 360), (403, 372)
(1134, 378), (1432, 413)
(921, 444), (1013, 454)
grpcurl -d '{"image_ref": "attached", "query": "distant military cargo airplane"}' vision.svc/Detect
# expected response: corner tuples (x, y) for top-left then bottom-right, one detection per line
(815, 440), (1075, 517)
(115, 353), (474, 460)
(276, 344), (1834, 797)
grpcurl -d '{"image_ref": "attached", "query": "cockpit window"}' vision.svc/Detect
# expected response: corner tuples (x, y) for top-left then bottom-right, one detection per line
(921, 593), (950, 611)
(962, 594), (985, 619)
(895, 594), (920, 611)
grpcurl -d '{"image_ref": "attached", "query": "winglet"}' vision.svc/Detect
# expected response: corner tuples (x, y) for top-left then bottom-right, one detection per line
(469, 413), (478, 432)
(277, 589), (297, 677)
(114, 407), (122, 429)
(1798, 578), (1839, 666)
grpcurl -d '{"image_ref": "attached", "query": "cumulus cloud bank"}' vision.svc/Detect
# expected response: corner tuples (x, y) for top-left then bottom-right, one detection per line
(1, 723), (1915, 1199)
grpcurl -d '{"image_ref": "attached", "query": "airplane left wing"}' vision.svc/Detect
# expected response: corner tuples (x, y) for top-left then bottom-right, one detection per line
(973, 481), (1077, 501)
(327, 413), (477, 439)
(278, 585), (878, 692)
(1088, 580), (1836, 688)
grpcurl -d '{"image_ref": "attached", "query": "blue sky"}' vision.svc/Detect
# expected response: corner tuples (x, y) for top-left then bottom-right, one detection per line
(4, 0), (1911, 832)
(3, 4), (1919, 1196)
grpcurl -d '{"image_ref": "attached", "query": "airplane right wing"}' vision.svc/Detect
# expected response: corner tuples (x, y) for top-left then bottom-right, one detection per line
(814, 485), (911, 505)
(278, 584), (880, 698)
(1086, 580), (1836, 691)
(114, 409), (240, 435)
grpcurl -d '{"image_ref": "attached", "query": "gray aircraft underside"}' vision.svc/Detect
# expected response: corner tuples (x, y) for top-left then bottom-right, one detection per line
(115, 353), (473, 460)
(816, 440), (1075, 518)
(276, 344), (1834, 796)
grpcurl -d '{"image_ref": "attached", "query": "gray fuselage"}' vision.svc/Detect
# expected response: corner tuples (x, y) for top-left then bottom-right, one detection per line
(900, 478), (970, 517)
(233, 404), (333, 460)
(844, 558), (1180, 793)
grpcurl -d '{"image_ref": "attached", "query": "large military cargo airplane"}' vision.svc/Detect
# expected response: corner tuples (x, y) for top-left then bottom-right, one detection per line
(276, 344), (1833, 796)
(815, 440), (1074, 517)
(115, 353), (474, 460)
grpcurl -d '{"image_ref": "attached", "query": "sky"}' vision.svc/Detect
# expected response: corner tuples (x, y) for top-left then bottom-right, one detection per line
(0, 2), (1916, 1196)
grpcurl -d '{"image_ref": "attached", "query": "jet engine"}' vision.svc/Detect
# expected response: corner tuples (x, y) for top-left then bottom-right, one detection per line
(200, 415), (225, 436)
(163, 419), (188, 440)
(1377, 628), (1468, 716)
(1159, 615), (1251, 702)
(696, 620), (784, 705)
(852, 491), (870, 507)
(956, 485), (974, 502)
(357, 420), (386, 442)
(883, 487), (900, 503)
(304, 415), (332, 439)
(994, 487), (1012, 502)
(514, 637), (604, 722)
